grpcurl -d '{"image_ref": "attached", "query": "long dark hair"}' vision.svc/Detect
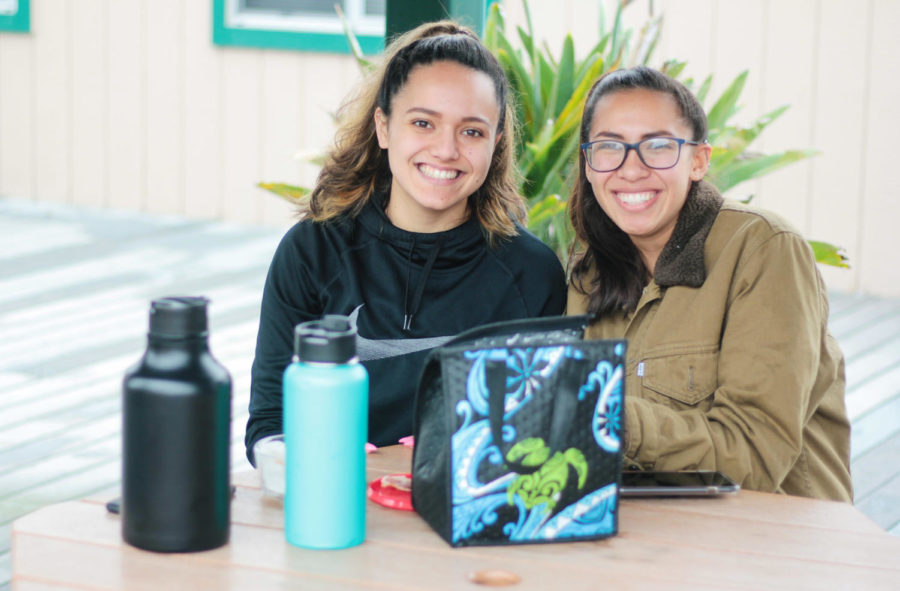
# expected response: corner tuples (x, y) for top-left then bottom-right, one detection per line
(568, 66), (707, 315)
(306, 21), (524, 244)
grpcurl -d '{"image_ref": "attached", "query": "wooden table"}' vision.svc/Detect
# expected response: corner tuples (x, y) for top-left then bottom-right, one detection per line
(11, 446), (900, 590)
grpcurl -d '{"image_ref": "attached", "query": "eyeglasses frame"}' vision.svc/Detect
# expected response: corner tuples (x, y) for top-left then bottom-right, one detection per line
(580, 137), (705, 173)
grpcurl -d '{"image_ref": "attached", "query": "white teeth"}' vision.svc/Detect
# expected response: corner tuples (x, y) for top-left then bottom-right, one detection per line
(418, 164), (460, 180)
(617, 192), (655, 204)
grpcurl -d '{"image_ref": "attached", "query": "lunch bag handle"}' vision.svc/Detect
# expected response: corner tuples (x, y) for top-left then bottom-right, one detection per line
(485, 355), (590, 474)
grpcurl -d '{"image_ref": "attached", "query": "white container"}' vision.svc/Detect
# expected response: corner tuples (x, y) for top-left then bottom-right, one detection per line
(254, 433), (285, 498)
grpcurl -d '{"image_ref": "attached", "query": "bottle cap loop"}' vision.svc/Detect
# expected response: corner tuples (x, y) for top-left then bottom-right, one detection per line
(149, 296), (209, 338)
(294, 315), (357, 363)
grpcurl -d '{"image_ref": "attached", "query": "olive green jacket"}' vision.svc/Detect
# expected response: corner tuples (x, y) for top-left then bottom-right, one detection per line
(567, 181), (853, 502)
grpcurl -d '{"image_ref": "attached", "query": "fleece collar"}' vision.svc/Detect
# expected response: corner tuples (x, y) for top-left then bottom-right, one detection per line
(653, 180), (724, 288)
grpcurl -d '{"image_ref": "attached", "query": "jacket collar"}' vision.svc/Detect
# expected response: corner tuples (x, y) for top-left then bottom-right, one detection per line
(354, 194), (486, 266)
(654, 180), (724, 288)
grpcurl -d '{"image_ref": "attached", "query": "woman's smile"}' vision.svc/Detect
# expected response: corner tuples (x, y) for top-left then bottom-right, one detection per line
(614, 191), (658, 207)
(417, 162), (462, 181)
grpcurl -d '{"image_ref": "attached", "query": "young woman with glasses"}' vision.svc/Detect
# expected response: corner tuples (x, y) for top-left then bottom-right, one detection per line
(567, 66), (852, 502)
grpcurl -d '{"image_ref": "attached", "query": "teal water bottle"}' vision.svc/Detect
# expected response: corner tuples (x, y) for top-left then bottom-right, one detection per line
(283, 315), (369, 549)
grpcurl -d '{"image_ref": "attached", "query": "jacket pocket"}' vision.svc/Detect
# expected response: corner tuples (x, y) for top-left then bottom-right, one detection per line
(639, 350), (718, 407)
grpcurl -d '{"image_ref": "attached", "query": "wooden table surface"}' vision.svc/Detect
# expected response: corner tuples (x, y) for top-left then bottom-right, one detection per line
(11, 446), (900, 590)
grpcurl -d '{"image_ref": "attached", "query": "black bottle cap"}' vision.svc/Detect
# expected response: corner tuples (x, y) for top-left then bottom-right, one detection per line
(294, 315), (357, 363)
(149, 296), (209, 338)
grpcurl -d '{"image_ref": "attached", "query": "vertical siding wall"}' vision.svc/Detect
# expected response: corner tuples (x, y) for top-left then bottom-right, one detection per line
(0, 1), (898, 295)
(0, 0), (361, 229)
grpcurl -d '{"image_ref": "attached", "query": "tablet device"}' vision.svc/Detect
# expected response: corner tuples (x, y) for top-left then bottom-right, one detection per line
(621, 470), (740, 497)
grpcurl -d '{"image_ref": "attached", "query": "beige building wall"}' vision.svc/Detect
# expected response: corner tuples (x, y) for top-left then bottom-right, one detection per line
(0, 0), (360, 228)
(1, 0), (898, 295)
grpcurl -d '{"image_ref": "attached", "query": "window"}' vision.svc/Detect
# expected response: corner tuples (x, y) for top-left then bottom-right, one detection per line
(213, 0), (385, 54)
(0, 0), (29, 33)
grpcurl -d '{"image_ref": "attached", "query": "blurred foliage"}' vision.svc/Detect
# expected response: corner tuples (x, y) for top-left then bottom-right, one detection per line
(256, 182), (309, 202)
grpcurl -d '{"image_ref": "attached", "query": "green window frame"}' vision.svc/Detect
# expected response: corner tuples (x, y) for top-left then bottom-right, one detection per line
(212, 0), (384, 55)
(0, 0), (30, 33)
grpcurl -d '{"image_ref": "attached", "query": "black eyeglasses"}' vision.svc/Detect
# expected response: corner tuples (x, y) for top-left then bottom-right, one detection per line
(581, 137), (703, 172)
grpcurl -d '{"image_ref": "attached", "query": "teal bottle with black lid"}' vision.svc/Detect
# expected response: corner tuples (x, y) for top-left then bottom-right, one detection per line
(283, 315), (369, 549)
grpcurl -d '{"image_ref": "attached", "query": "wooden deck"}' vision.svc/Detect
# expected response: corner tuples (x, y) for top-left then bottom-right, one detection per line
(1, 197), (899, 588)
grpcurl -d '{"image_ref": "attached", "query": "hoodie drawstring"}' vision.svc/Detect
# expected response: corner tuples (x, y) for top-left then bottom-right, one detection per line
(403, 235), (446, 332)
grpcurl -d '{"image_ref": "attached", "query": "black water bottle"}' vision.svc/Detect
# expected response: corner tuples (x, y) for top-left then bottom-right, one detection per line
(122, 296), (232, 552)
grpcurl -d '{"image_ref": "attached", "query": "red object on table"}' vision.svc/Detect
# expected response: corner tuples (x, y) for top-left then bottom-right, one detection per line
(367, 473), (413, 511)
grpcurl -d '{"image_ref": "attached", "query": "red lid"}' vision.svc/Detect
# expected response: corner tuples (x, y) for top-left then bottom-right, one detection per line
(367, 473), (413, 511)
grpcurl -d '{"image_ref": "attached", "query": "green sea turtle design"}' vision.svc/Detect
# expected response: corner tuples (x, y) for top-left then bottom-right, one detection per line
(506, 438), (588, 511)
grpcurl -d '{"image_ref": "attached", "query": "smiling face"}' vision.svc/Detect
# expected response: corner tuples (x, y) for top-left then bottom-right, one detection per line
(374, 60), (501, 233)
(585, 88), (711, 268)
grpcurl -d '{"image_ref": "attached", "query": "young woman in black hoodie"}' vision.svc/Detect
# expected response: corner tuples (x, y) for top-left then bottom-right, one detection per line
(245, 21), (566, 464)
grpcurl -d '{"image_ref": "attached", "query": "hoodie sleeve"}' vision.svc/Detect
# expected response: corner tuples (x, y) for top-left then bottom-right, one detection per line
(538, 260), (567, 317)
(245, 224), (325, 465)
(516, 229), (567, 317)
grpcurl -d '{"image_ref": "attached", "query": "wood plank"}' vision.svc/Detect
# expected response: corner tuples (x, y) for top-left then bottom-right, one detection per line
(182, 0), (222, 220)
(0, 211), (92, 263)
(1, 462), (120, 524)
(8, 580), (81, 591)
(221, 50), (263, 224)
(710, 0), (763, 205)
(850, 395), (900, 460)
(0, 245), (179, 307)
(298, 54), (357, 189)
(0, 280), (263, 370)
(0, 415), (120, 475)
(826, 290), (861, 316)
(564, 0), (605, 60)
(852, 428), (900, 501)
(106, 0), (146, 212)
(0, 35), (35, 200)
(757, 0), (816, 227)
(854, 471), (900, 533)
(847, 363), (900, 416)
(70, 0), (108, 208)
(144, 0), (184, 216)
(655, 0), (715, 89)
(810, 1), (870, 294)
(259, 50), (303, 227)
(828, 291), (883, 322)
(858, 0), (900, 296)
(0, 551), (7, 591)
(12, 500), (900, 590)
(33, 0), (71, 203)
(835, 314), (900, 360)
(826, 298), (900, 343)
(0, 357), (130, 414)
(12, 534), (373, 591)
(0, 435), (120, 500)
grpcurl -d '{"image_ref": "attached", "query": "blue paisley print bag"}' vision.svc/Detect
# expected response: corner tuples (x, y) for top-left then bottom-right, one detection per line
(412, 315), (626, 547)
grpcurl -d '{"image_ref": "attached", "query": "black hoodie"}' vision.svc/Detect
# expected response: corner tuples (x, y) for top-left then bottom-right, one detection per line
(245, 197), (566, 464)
